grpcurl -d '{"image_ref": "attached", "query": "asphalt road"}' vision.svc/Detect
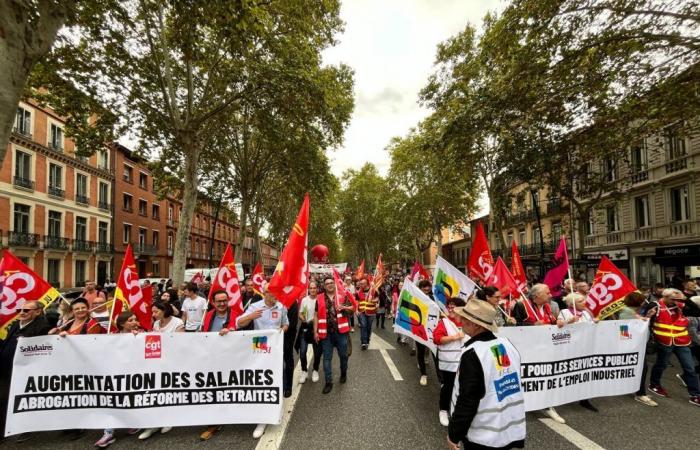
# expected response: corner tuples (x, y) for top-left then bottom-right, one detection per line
(3, 325), (699, 449)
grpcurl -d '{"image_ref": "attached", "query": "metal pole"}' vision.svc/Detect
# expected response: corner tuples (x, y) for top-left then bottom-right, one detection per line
(531, 188), (546, 279)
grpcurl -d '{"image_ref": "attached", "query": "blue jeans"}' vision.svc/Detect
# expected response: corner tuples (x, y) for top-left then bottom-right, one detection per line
(650, 344), (700, 396)
(321, 331), (348, 384)
(299, 333), (320, 372)
(358, 313), (373, 345)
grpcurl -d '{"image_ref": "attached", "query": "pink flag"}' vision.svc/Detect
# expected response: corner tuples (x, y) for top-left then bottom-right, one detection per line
(543, 237), (570, 297)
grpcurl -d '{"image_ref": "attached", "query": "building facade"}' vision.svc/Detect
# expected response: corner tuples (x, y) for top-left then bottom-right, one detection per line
(0, 100), (114, 288)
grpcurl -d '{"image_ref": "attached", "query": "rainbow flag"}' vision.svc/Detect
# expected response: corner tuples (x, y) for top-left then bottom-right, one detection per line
(433, 255), (477, 312)
(393, 278), (440, 353)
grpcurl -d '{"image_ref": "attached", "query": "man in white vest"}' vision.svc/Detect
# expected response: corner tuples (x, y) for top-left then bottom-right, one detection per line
(448, 300), (526, 450)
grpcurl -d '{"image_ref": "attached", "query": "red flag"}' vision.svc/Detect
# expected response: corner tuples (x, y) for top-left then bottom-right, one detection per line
(332, 266), (357, 310)
(355, 260), (365, 279)
(585, 256), (638, 319)
(0, 250), (61, 339)
(510, 241), (527, 293)
(251, 263), (265, 296)
(409, 261), (430, 283)
(543, 237), (570, 297)
(487, 257), (521, 297)
(268, 194), (310, 308)
(209, 243), (244, 316)
(468, 222), (494, 283)
(111, 244), (152, 331)
(370, 254), (385, 295)
(191, 271), (203, 283)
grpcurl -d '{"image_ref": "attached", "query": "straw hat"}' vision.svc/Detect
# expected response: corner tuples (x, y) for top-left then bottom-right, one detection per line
(454, 300), (498, 333)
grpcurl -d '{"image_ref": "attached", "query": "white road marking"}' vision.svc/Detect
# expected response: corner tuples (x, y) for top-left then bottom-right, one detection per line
(539, 418), (607, 450)
(369, 333), (403, 381)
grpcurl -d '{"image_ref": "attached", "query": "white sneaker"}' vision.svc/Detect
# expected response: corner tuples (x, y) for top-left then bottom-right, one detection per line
(138, 428), (158, 440)
(420, 375), (428, 386)
(160, 427), (172, 434)
(635, 395), (658, 407)
(252, 424), (266, 439)
(545, 407), (565, 424)
(439, 410), (449, 427)
(311, 371), (319, 383)
(299, 371), (308, 384)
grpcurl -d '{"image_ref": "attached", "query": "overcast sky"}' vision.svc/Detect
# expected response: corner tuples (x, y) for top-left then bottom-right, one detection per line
(322, 0), (502, 179)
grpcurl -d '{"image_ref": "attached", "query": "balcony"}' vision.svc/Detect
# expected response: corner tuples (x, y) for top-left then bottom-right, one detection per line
(95, 242), (113, 253)
(13, 126), (32, 139)
(8, 231), (39, 247)
(48, 141), (64, 153)
(133, 243), (157, 255)
(44, 235), (70, 250)
(545, 199), (568, 216)
(13, 176), (34, 191)
(98, 201), (111, 211)
(584, 221), (700, 248)
(630, 168), (649, 184)
(76, 194), (89, 206)
(665, 155), (688, 174)
(506, 209), (535, 225)
(48, 185), (65, 199)
(73, 239), (94, 252)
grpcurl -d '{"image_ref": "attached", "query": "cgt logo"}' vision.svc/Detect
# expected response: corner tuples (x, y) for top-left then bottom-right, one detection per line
(145, 335), (162, 359)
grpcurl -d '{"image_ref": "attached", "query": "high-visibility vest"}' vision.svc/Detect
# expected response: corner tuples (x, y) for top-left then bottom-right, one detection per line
(653, 302), (690, 346)
(451, 336), (526, 447)
(317, 294), (350, 340)
(357, 290), (377, 315)
(437, 318), (467, 372)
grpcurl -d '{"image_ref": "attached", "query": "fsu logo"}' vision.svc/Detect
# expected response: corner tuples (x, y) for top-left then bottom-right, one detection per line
(252, 336), (271, 353)
(145, 335), (162, 359)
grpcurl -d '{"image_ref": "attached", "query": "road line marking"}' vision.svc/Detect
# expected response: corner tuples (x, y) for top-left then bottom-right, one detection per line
(380, 348), (404, 381)
(538, 418), (606, 450)
(255, 348), (310, 450)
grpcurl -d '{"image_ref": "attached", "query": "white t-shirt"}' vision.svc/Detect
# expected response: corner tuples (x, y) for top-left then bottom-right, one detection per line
(558, 308), (594, 323)
(153, 316), (185, 333)
(182, 296), (208, 331)
(299, 295), (317, 323)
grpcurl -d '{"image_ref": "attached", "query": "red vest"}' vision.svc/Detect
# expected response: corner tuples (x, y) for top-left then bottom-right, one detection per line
(653, 302), (690, 346)
(202, 308), (238, 332)
(357, 290), (377, 315)
(524, 300), (555, 325)
(317, 293), (350, 339)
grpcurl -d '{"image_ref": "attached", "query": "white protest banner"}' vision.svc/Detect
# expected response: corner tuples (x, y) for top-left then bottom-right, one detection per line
(5, 330), (282, 436)
(497, 320), (648, 411)
(309, 263), (347, 274)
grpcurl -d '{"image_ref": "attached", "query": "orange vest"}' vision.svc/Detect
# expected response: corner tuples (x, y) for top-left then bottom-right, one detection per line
(653, 302), (690, 346)
(317, 294), (350, 339)
(357, 290), (377, 315)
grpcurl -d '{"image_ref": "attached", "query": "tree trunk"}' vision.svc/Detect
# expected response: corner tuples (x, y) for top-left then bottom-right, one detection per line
(251, 202), (263, 266)
(172, 132), (201, 284)
(236, 194), (250, 262)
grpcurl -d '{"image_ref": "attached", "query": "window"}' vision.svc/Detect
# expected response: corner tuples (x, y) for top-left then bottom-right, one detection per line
(533, 227), (541, 246)
(664, 126), (686, 160)
(14, 150), (31, 181)
(48, 164), (63, 196)
(604, 158), (616, 182)
(49, 123), (64, 151)
(123, 193), (132, 212)
(635, 196), (650, 228)
(551, 222), (562, 241)
(99, 221), (109, 244)
(138, 199), (147, 216)
(507, 232), (513, 247)
(606, 205), (619, 232)
(123, 224), (131, 243)
(76, 217), (87, 241)
(139, 172), (148, 189)
(152, 230), (159, 248)
(518, 229), (525, 245)
(168, 205), (173, 222)
(13, 204), (30, 233)
(99, 182), (109, 206)
(139, 228), (147, 246)
(167, 232), (173, 250)
(152, 261), (160, 276)
(76, 173), (88, 204)
(75, 260), (86, 287)
(47, 259), (61, 287)
(123, 165), (133, 183)
(152, 204), (160, 220)
(15, 107), (31, 136)
(631, 143), (648, 173)
(670, 185), (690, 222)
(48, 211), (62, 237)
(531, 191), (539, 209)
(584, 211), (595, 236)
(98, 150), (109, 170)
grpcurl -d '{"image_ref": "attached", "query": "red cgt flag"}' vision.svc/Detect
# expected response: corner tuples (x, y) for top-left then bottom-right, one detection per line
(487, 257), (521, 298)
(110, 244), (152, 331)
(409, 261), (430, 283)
(468, 222), (494, 284)
(209, 243), (244, 317)
(586, 256), (638, 319)
(510, 241), (527, 294)
(251, 263), (265, 296)
(268, 194), (310, 308)
(0, 250), (61, 339)
(355, 260), (365, 279)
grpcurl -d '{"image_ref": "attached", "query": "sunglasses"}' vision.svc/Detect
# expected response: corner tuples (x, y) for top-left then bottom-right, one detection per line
(17, 308), (38, 313)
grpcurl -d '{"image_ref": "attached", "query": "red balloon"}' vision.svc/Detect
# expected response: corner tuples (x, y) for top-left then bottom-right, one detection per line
(310, 244), (330, 263)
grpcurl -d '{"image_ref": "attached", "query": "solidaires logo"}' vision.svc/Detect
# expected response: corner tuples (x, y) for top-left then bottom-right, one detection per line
(20, 344), (53, 356)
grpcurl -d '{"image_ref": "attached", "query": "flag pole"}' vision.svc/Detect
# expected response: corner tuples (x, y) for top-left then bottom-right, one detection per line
(566, 236), (576, 314)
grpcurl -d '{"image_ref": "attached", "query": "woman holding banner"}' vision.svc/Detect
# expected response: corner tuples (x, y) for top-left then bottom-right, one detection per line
(476, 287), (516, 326)
(49, 298), (105, 336)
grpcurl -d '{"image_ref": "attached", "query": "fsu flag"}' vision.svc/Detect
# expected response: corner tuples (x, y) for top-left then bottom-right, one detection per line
(209, 243), (244, 316)
(268, 194), (310, 308)
(586, 256), (638, 319)
(543, 237), (570, 297)
(0, 250), (61, 339)
(487, 257), (521, 298)
(355, 260), (365, 279)
(510, 241), (527, 293)
(409, 261), (430, 283)
(251, 263), (265, 296)
(433, 255), (477, 312)
(468, 222), (494, 283)
(191, 271), (204, 283)
(393, 278), (441, 353)
(111, 244), (152, 331)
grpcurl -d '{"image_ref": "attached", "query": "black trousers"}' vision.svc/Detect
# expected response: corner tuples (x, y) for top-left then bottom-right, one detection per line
(283, 333), (295, 392)
(0, 377), (10, 437)
(375, 313), (385, 328)
(440, 370), (457, 411)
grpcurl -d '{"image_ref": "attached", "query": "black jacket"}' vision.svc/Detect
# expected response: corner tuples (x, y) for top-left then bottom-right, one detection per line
(448, 331), (525, 450)
(0, 316), (52, 380)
